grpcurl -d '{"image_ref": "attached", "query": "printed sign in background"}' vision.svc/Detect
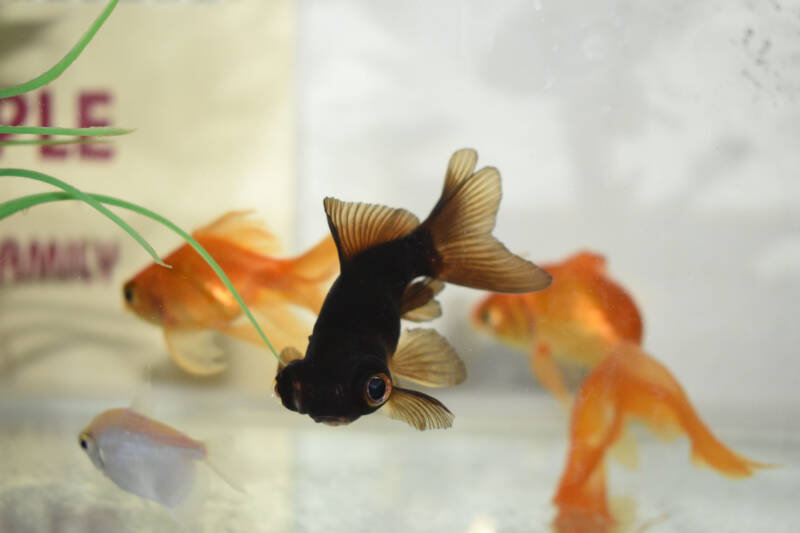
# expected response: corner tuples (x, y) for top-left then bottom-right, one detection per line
(0, 2), (295, 396)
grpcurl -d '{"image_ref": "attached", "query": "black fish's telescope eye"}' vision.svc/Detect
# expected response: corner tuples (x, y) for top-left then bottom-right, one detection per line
(364, 373), (391, 407)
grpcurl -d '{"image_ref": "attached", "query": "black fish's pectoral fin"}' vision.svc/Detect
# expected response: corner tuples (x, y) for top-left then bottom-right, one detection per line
(389, 328), (466, 387)
(421, 148), (552, 293)
(400, 277), (444, 322)
(382, 387), (454, 430)
(323, 197), (420, 263)
(278, 346), (304, 370)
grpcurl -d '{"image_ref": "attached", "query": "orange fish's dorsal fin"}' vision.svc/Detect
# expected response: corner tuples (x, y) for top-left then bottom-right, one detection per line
(389, 328), (466, 387)
(400, 277), (444, 322)
(323, 197), (420, 263)
(382, 387), (454, 430)
(564, 250), (607, 274)
(420, 149), (551, 293)
(194, 210), (282, 257)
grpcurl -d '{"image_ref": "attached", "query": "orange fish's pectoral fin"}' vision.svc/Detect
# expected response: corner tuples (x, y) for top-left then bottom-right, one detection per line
(530, 343), (572, 408)
(420, 149), (552, 293)
(400, 277), (445, 322)
(382, 387), (454, 430)
(194, 211), (282, 256)
(323, 197), (420, 263)
(601, 341), (770, 478)
(163, 328), (229, 376)
(389, 328), (466, 387)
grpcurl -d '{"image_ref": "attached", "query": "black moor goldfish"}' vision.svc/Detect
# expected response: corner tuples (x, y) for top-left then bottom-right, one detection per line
(274, 148), (552, 430)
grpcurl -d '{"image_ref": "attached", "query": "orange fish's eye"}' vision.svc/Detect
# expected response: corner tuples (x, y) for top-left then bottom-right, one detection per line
(480, 308), (491, 325)
(364, 373), (392, 407)
(123, 282), (135, 305)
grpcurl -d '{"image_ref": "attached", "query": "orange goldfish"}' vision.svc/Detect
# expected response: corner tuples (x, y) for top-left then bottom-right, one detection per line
(123, 211), (338, 375)
(471, 250), (641, 406)
(471, 250), (768, 527)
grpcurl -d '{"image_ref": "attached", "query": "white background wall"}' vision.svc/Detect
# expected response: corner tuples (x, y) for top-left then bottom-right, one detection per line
(294, 0), (800, 416)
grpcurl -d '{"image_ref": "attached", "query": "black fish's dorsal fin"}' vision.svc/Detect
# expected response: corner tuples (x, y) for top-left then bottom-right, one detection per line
(389, 328), (466, 387)
(400, 277), (444, 322)
(323, 197), (420, 263)
(382, 387), (454, 430)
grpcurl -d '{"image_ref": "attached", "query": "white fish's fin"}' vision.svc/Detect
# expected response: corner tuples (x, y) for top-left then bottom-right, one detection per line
(164, 328), (228, 376)
(389, 329), (466, 387)
(194, 210), (282, 256)
(203, 436), (247, 493)
(382, 387), (454, 430)
(400, 278), (444, 322)
(170, 461), (208, 527)
(609, 426), (640, 470)
(323, 197), (420, 263)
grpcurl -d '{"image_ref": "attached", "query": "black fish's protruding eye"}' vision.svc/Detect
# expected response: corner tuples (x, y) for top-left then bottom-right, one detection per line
(123, 282), (135, 304)
(364, 373), (391, 407)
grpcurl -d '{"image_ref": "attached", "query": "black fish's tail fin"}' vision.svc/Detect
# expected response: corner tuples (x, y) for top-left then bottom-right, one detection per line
(421, 149), (551, 293)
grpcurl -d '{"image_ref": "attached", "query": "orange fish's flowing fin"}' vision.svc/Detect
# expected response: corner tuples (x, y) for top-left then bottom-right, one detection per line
(608, 426), (640, 471)
(530, 343), (571, 408)
(163, 328), (228, 376)
(323, 198), (420, 263)
(400, 277), (445, 322)
(421, 148), (551, 293)
(560, 341), (768, 486)
(389, 328), (466, 387)
(553, 461), (613, 531)
(193, 210), (282, 256)
(382, 387), (454, 430)
(286, 235), (339, 282)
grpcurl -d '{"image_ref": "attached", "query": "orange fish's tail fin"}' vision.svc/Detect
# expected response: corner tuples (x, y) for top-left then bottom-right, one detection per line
(286, 235), (339, 283)
(596, 341), (768, 478)
(420, 149), (552, 293)
(253, 236), (339, 314)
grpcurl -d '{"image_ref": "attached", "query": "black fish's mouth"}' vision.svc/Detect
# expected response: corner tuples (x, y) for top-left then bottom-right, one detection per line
(312, 415), (353, 426)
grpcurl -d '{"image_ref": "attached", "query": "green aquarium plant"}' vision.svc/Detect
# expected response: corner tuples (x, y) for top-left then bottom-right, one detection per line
(0, 0), (281, 361)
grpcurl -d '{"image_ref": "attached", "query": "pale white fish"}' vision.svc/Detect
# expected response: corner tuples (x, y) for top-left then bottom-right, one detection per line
(78, 407), (242, 512)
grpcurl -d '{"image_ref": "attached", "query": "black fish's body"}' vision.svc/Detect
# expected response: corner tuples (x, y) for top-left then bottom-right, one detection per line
(275, 149), (551, 430)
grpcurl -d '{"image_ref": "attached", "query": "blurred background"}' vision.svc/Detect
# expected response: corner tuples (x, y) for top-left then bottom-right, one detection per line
(1, 1), (798, 532)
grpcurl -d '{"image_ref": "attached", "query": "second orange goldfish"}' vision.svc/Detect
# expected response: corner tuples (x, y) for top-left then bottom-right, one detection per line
(123, 211), (338, 375)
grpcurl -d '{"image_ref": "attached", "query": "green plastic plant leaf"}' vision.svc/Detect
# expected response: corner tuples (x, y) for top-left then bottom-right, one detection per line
(0, 0), (120, 99)
(0, 126), (131, 137)
(0, 190), (281, 362)
(0, 138), (110, 148)
(0, 168), (168, 268)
